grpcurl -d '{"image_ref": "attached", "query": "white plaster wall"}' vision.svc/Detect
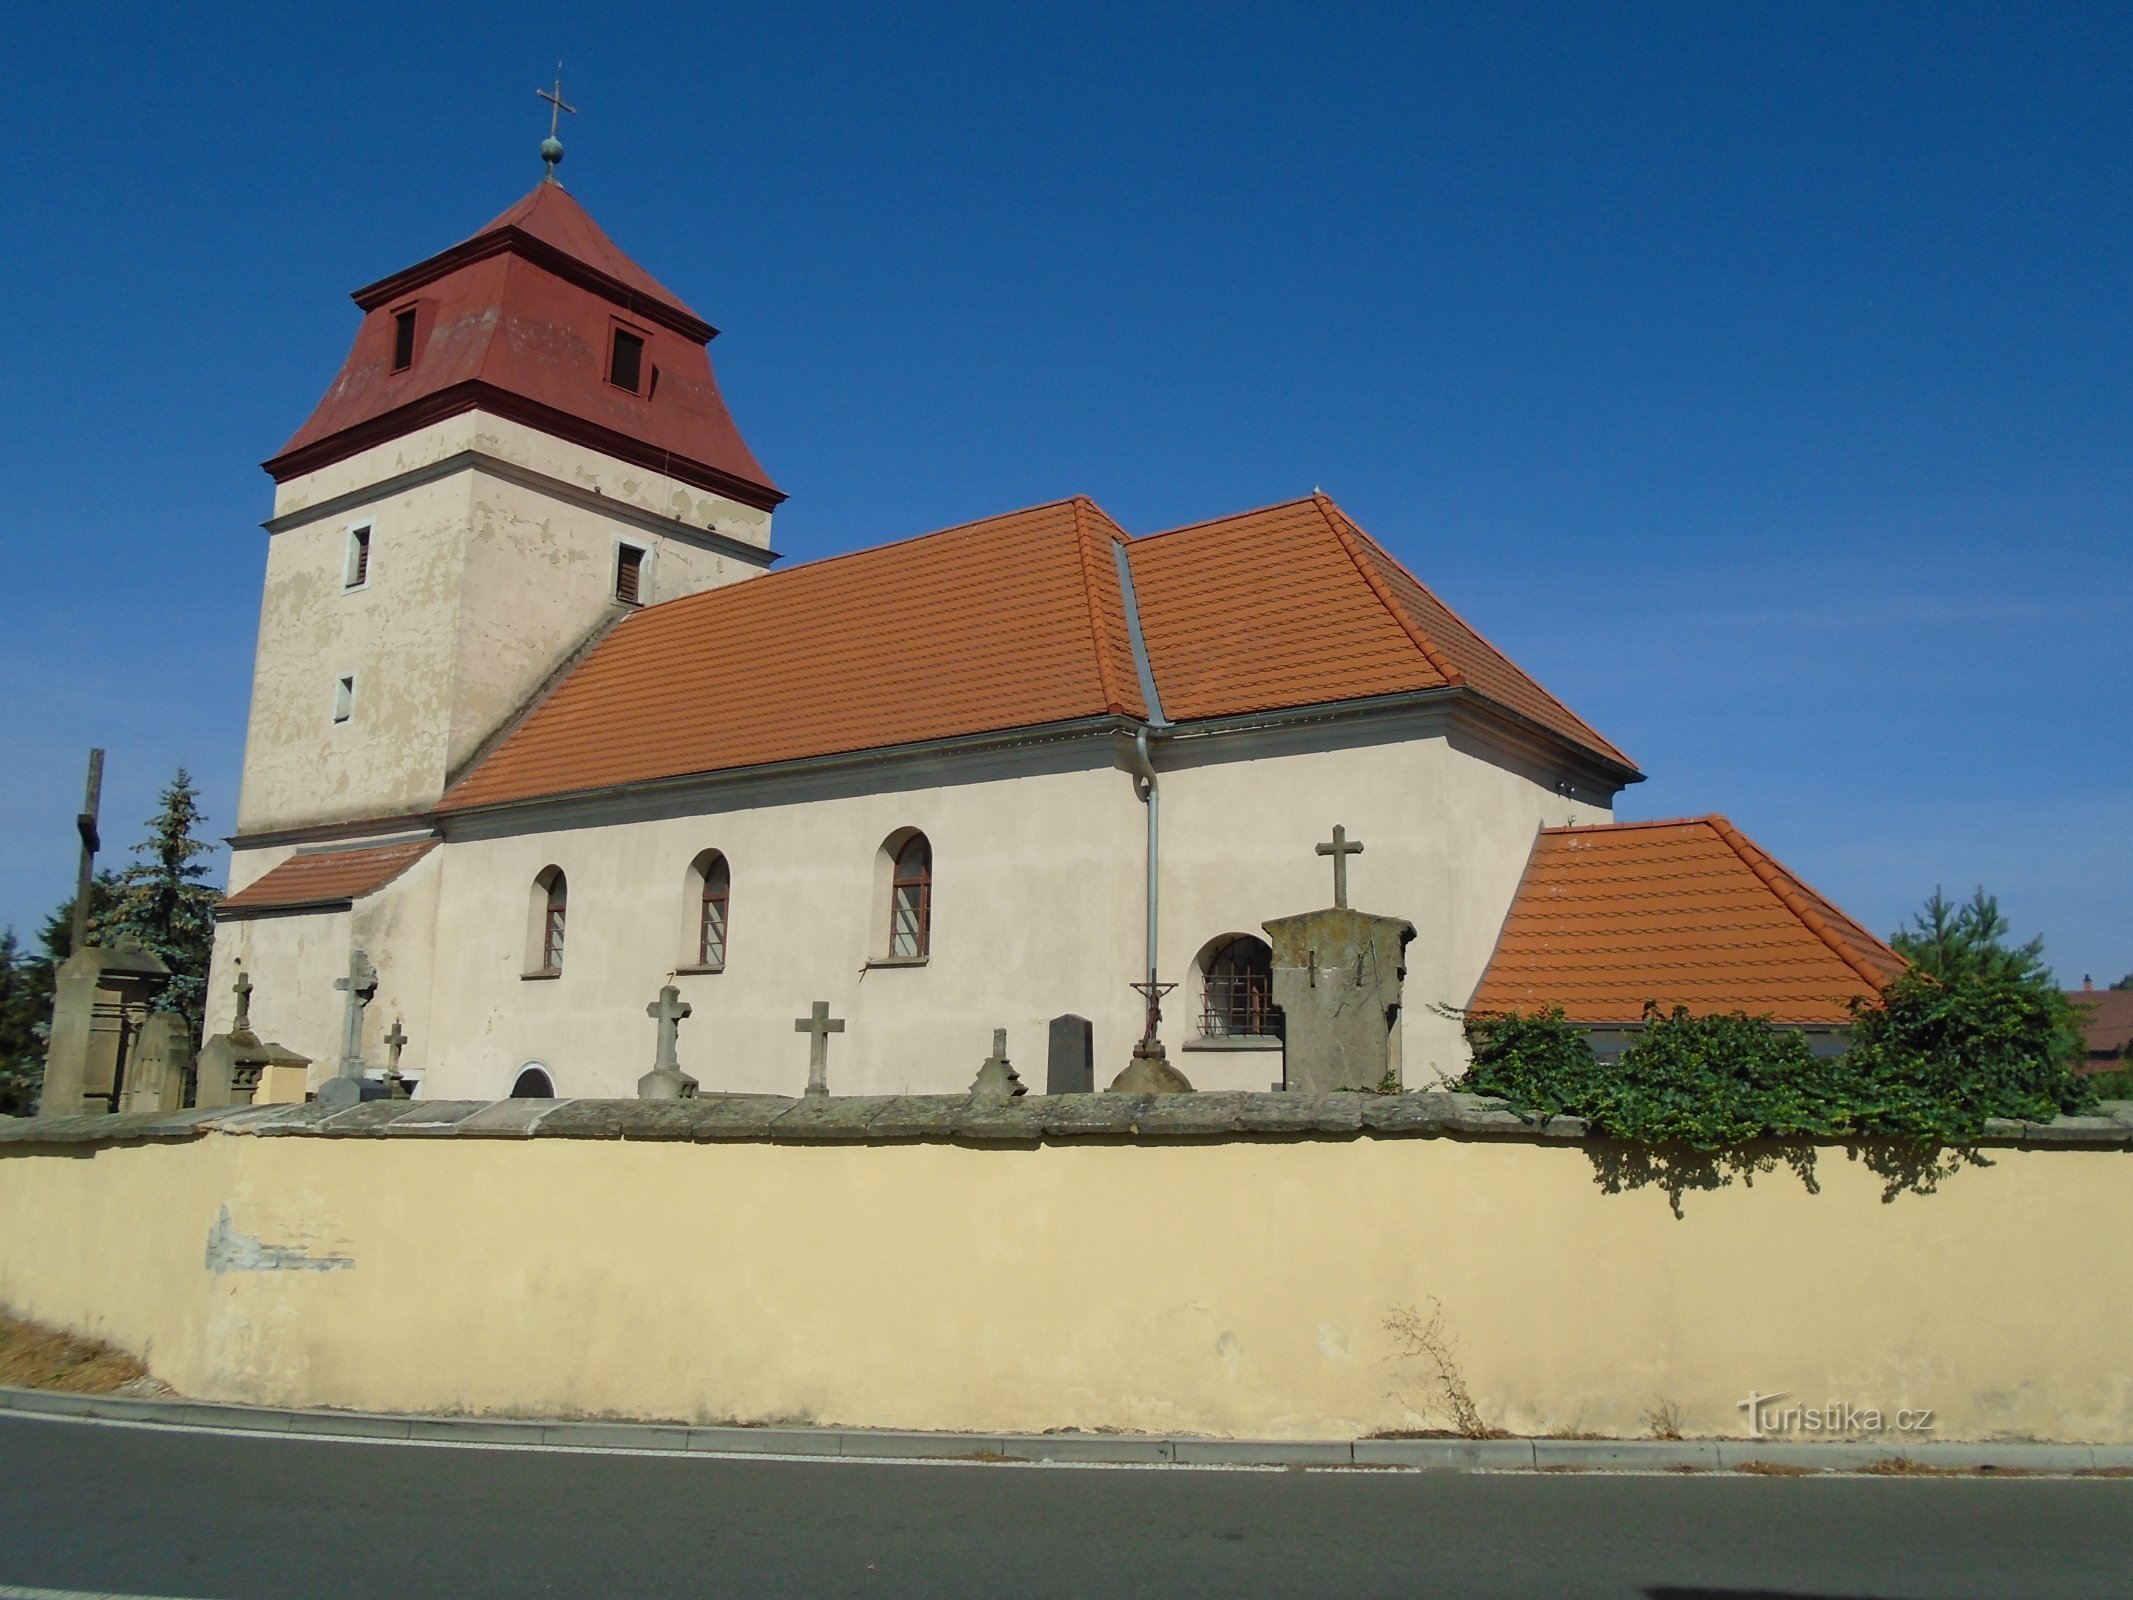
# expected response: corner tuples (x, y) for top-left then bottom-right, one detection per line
(1154, 716), (1607, 1086)
(203, 908), (352, 1073)
(238, 413), (774, 836)
(271, 412), (774, 550)
(418, 753), (1150, 1099)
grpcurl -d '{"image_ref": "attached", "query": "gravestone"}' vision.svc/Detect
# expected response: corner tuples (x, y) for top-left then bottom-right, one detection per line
(970, 1029), (1026, 1098)
(197, 967), (312, 1108)
(1261, 824), (1416, 1093)
(1045, 1014), (1094, 1094)
(1262, 908), (1416, 1092)
(795, 1001), (845, 1098)
(38, 942), (171, 1117)
(316, 949), (392, 1107)
(120, 1012), (192, 1114)
(638, 985), (700, 1099)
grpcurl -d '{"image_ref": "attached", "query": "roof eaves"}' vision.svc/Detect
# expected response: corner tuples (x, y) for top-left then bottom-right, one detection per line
(1702, 815), (1904, 996)
(1311, 493), (1465, 687)
(1070, 497), (1131, 716)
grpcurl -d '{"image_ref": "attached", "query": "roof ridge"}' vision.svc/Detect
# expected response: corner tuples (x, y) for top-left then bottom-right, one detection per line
(1322, 497), (1638, 767)
(1313, 494), (1466, 686)
(1134, 494), (1324, 544)
(1070, 498), (1131, 715)
(631, 496), (1100, 618)
(1539, 815), (1723, 836)
(1703, 815), (1902, 994)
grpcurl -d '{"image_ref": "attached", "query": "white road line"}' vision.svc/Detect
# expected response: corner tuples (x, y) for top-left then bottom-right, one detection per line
(0, 1585), (222, 1599)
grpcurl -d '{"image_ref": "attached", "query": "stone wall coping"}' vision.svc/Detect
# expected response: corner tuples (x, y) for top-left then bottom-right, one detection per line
(0, 1383), (2126, 1470)
(2, 1092), (2129, 1150)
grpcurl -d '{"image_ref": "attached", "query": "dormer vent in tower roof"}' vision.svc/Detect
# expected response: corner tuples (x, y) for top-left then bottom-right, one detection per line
(265, 183), (782, 510)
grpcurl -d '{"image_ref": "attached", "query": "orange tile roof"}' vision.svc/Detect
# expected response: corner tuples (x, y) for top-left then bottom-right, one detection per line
(1124, 495), (1632, 766)
(440, 498), (1145, 811)
(217, 840), (437, 918)
(1470, 816), (1904, 1025)
(437, 492), (1633, 813)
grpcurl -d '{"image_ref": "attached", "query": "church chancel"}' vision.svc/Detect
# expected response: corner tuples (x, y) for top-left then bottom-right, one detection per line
(204, 128), (1907, 1102)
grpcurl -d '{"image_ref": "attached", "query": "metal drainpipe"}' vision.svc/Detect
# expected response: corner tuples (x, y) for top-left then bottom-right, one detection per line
(1128, 727), (1160, 998)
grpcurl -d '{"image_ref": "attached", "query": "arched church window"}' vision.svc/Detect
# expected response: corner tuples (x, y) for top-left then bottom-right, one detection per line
(887, 832), (932, 959)
(510, 1065), (555, 1099)
(528, 867), (567, 976)
(1200, 935), (1279, 1039)
(687, 850), (730, 969)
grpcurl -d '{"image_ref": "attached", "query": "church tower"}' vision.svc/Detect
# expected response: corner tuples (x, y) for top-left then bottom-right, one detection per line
(235, 166), (783, 838)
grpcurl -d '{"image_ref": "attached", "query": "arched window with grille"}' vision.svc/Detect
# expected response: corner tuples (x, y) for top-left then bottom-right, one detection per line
(886, 832), (932, 959)
(1199, 935), (1279, 1039)
(527, 867), (567, 976)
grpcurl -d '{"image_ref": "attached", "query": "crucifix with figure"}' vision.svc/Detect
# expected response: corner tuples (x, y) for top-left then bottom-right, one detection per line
(1316, 824), (1364, 909)
(795, 1001), (844, 1098)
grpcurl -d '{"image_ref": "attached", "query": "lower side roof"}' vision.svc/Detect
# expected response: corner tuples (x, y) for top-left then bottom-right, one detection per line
(1469, 816), (1905, 1026)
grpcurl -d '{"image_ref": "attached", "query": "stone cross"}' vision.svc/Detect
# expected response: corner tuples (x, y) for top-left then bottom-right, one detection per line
(1315, 824), (1365, 909)
(971, 1028), (1026, 1099)
(795, 1001), (845, 1098)
(333, 949), (378, 1076)
(231, 966), (254, 1034)
(648, 986), (692, 1073)
(383, 1018), (407, 1073)
(636, 984), (699, 1099)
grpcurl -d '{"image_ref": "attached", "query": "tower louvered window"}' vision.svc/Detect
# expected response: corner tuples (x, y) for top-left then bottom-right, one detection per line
(615, 545), (645, 605)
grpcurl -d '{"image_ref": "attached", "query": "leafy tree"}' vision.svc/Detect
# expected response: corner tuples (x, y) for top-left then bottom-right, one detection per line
(2111, 973), (2132, 992)
(100, 770), (219, 1040)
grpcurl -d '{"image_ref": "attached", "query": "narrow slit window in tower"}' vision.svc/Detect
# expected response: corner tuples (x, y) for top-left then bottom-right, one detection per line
(608, 328), (645, 393)
(391, 308), (417, 372)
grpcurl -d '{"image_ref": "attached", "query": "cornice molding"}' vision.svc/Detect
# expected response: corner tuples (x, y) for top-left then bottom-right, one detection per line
(261, 447), (782, 568)
(261, 381), (787, 510)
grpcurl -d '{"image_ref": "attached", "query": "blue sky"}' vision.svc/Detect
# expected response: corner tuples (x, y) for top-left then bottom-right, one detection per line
(2, 2), (2126, 982)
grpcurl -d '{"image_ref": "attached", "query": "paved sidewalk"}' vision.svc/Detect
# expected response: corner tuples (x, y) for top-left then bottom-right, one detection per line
(2, 1383), (2122, 1474)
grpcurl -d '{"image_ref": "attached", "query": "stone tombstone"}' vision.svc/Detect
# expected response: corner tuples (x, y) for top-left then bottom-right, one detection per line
(638, 984), (700, 1099)
(1262, 907), (1417, 1093)
(38, 943), (172, 1117)
(198, 1032), (310, 1109)
(121, 1012), (193, 1114)
(1045, 1014), (1095, 1095)
(970, 1029), (1027, 1099)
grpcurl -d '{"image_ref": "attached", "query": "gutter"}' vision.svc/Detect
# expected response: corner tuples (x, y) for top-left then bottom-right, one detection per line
(1113, 544), (1170, 1026)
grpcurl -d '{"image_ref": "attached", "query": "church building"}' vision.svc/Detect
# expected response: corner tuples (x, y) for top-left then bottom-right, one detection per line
(204, 158), (1902, 1100)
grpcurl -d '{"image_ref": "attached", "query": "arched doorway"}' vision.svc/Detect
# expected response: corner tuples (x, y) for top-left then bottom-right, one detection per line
(510, 1065), (556, 1099)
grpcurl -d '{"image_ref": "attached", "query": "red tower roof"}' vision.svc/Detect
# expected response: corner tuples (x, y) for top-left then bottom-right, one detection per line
(265, 183), (782, 509)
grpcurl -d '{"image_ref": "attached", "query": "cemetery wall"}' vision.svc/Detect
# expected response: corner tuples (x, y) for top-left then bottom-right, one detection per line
(1, 1101), (2128, 1443)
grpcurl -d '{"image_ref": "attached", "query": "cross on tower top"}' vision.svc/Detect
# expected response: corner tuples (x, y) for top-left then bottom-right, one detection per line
(536, 65), (576, 181)
(1315, 824), (1364, 909)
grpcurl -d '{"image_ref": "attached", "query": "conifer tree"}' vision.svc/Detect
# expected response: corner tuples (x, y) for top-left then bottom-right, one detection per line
(0, 929), (37, 1116)
(102, 769), (220, 1038)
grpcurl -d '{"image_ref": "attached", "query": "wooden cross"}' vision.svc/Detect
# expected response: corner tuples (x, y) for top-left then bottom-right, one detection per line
(383, 1018), (408, 1073)
(1128, 977), (1177, 1046)
(1315, 824), (1364, 909)
(232, 966), (254, 1033)
(70, 749), (104, 953)
(647, 985), (692, 1073)
(795, 1001), (845, 1097)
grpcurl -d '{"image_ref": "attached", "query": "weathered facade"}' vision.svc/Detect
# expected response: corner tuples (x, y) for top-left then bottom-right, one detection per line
(206, 174), (1898, 1102)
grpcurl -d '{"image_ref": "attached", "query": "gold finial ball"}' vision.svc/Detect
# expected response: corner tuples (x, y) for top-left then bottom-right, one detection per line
(540, 135), (565, 168)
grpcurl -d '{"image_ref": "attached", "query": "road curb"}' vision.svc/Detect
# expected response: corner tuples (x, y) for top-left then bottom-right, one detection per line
(1, 1385), (2125, 1474)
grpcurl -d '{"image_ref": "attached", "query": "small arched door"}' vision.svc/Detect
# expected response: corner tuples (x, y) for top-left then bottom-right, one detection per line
(510, 1065), (556, 1099)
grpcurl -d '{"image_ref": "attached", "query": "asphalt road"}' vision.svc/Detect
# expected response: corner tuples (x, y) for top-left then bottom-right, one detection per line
(0, 1412), (2125, 1599)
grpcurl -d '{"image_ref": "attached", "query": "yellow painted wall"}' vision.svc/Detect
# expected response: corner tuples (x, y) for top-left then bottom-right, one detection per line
(0, 1130), (2124, 1443)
